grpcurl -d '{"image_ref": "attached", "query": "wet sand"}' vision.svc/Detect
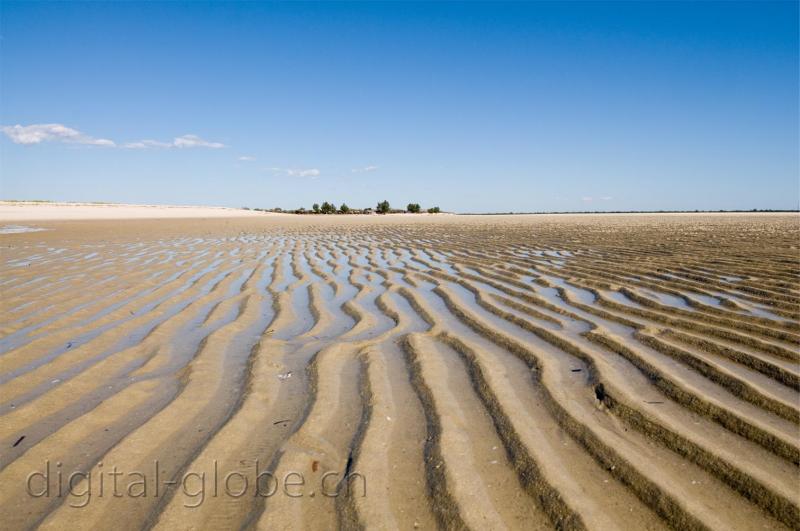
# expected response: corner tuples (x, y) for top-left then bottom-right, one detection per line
(1, 212), (798, 530)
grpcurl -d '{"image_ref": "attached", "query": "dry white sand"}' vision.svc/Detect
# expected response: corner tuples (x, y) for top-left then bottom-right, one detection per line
(0, 202), (273, 221)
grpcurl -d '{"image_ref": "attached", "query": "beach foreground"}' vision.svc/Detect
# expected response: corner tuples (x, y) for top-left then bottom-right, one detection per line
(0, 213), (798, 530)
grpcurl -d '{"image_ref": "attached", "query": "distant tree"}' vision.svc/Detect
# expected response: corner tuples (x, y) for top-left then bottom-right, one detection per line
(339, 203), (350, 214)
(296, 207), (306, 214)
(427, 206), (440, 214)
(321, 201), (335, 214)
(312, 203), (320, 214)
(376, 200), (390, 214)
(407, 203), (421, 213)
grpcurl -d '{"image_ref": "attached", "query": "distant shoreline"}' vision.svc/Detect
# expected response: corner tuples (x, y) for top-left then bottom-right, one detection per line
(462, 209), (799, 215)
(1, 201), (797, 222)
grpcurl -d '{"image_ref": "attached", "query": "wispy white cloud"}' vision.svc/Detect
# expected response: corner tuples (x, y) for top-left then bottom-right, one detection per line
(122, 140), (173, 149)
(1, 123), (225, 150)
(268, 167), (320, 178)
(122, 135), (224, 149)
(1, 123), (115, 147)
(351, 165), (378, 173)
(172, 134), (225, 149)
(238, 155), (256, 161)
(288, 168), (320, 177)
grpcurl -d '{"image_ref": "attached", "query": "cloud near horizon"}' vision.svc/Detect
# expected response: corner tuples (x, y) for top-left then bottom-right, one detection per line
(2, 123), (225, 149)
(351, 165), (378, 173)
(268, 167), (320, 178)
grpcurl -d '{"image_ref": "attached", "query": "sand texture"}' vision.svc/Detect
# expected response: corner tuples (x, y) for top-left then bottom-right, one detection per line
(0, 213), (798, 530)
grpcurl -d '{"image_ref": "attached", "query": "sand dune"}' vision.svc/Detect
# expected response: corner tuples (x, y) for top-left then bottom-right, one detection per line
(0, 213), (798, 530)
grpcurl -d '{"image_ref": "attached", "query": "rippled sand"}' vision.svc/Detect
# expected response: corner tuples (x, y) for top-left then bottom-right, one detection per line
(1, 213), (798, 530)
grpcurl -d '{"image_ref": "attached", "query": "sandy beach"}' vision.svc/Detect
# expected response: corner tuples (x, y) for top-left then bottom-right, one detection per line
(0, 209), (798, 530)
(0, 202), (273, 222)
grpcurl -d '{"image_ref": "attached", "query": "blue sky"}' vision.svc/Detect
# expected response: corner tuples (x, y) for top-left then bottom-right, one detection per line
(1, 1), (797, 212)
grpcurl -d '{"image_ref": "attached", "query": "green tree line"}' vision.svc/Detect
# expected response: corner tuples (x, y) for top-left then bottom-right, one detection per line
(246, 201), (441, 215)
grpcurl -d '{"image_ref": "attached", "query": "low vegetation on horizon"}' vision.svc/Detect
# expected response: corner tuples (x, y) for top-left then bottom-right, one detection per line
(243, 200), (442, 215)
